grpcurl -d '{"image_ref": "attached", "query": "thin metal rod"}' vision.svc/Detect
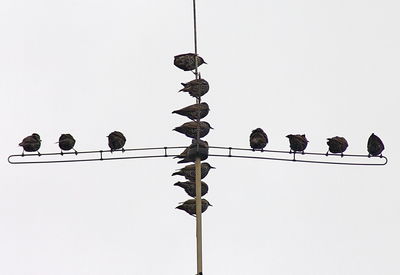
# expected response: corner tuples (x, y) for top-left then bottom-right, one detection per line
(195, 157), (203, 274)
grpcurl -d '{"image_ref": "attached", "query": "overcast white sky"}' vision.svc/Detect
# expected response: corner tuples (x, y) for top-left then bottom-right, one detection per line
(1, 0), (399, 274)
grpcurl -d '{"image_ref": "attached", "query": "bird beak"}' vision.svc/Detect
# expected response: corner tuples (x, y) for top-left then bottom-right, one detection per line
(209, 203), (213, 207)
(210, 166), (216, 169)
(210, 126), (214, 129)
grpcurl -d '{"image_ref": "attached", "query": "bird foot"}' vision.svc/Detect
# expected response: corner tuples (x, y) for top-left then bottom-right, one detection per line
(37, 152), (41, 157)
(325, 152), (329, 156)
(261, 148), (264, 152)
(60, 151), (64, 156)
(301, 151), (305, 155)
(122, 148), (125, 153)
(341, 153), (344, 158)
(74, 149), (78, 155)
(21, 152), (25, 157)
(368, 154), (371, 158)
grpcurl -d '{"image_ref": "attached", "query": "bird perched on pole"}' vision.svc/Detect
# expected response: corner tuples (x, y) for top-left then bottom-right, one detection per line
(173, 121), (213, 139)
(176, 199), (212, 216)
(172, 102), (210, 121)
(57, 134), (77, 155)
(19, 133), (41, 156)
(286, 134), (308, 158)
(174, 139), (209, 163)
(107, 131), (126, 152)
(249, 128), (268, 151)
(326, 136), (348, 157)
(174, 181), (209, 197)
(174, 53), (207, 72)
(179, 78), (209, 98)
(172, 162), (215, 181)
(367, 133), (385, 157)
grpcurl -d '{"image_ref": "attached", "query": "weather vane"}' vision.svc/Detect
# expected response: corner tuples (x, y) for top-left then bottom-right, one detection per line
(8, 1), (387, 274)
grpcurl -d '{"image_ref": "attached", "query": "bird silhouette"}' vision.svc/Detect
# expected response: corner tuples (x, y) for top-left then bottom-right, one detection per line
(174, 53), (206, 72)
(176, 199), (212, 216)
(249, 128), (268, 151)
(367, 133), (385, 157)
(172, 162), (215, 181)
(174, 139), (209, 163)
(179, 78), (209, 98)
(57, 134), (77, 155)
(286, 134), (308, 160)
(107, 131), (126, 152)
(172, 102), (210, 121)
(19, 133), (41, 156)
(326, 136), (348, 157)
(174, 181), (209, 197)
(173, 121), (213, 139)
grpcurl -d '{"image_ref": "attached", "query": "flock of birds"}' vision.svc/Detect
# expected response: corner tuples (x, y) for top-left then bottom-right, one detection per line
(16, 53), (386, 217)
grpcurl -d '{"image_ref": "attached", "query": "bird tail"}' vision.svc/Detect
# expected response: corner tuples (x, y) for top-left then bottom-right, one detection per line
(178, 158), (191, 164)
(171, 171), (182, 176)
(176, 205), (185, 210)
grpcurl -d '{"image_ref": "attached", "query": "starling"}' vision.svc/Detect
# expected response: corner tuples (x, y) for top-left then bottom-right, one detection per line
(172, 102), (210, 121)
(174, 181), (209, 197)
(249, 128), (268, 151)
(19, 133), (41, 156)
(326, 136), (348, 157)
(174, 53), (206, 72)
(179, 78), (209, 98)
(58, 134), (77, 155)
(173, 121), (213, 139)
(286, 134), (308, 154)
(172, 162), (215, 181)
(176, 199), (212, 216)
(367, 133), (385, 157)
(107, 131), (126, 152)
(174, 139), (209, 163)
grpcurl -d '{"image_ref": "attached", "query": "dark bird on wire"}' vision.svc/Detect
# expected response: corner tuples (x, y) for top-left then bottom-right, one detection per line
(367, 133), (385, 157)
(174, 53), (207, 72)
(58, 134), (77, 155)
(19, 133), (41, 156)
(286, 134), (308, 154)
(179, 78), (209, 98)
(174, 181), (209, 197)
(172, 162), (215, 181)
(326, 136), (348, 157)
(173, 121), (213, 139)
(172, 102), (210, 121)
(176, 199), (212, 216)
(249, 128), (268, 151)
(107, 131), (126, 152)
(174, 139), (209, 163)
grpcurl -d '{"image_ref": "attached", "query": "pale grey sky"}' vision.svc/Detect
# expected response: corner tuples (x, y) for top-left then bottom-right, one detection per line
(1, 0), (399, 274)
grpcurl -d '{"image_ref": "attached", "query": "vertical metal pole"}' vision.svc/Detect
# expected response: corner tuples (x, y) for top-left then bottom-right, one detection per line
(193, 1), (202, 274)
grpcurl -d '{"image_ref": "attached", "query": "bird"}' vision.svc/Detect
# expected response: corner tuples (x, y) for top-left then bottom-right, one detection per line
(174, 181), (209, 197)
(174, 139), (209, 163)
(174, 53), (207, 72)
(367, 133), (385, 157)
(107, 131), (126, 152)
(172, 162), (215, 181)
(249, 128), (268, 151)
(57, 134), (77, 155)
(173, 121), (213, 139)
(326, 136), (348, 157)
(179, 78), (209, 98)
(176, 199), (212, 216)
(172, 102), (210, 121)
(286, 134), (308, 156)
(19, 133), (41, 156)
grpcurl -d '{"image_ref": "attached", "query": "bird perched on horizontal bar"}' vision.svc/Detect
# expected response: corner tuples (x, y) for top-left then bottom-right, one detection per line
(174, 181), (209, 197)
(326, 136), (348, 157)
(19, 133), (41, 156)
(174, 139), (209, 163)
(172, 102), (210, 121)
(286, 134), (308, 154)
(367, 133), (385, 157)
(176, 199), (212, 216)
(179, 78), (209, 98)
(250, 128), (268, 151)
(174, 53), (206, 72)
(173, 121), (213, 139)
(58, 134), (77, 155)
(107, 131), (126, 152)
(172, 162), (215, 181)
